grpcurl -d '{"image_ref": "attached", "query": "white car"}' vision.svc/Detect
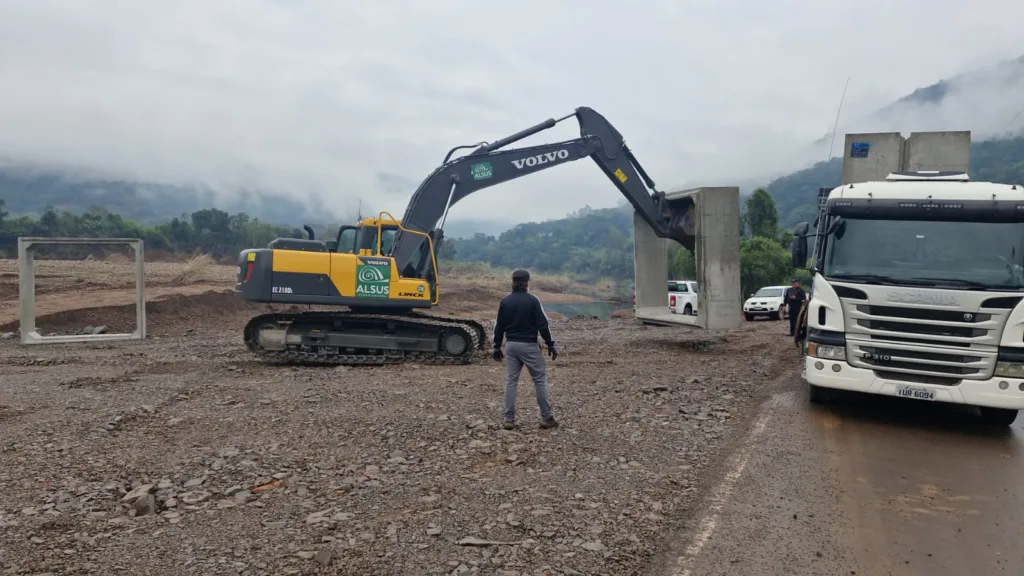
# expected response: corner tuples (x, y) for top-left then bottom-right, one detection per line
(668, 280), (698, 316)
(743, 285), (788, 321)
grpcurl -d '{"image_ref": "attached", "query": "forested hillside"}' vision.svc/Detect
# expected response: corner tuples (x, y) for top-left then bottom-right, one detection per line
(0, 199), (307, 258)
(448, 189), (796, 297)
(0, 167), (336, 227)
(0, 189), (797, 299)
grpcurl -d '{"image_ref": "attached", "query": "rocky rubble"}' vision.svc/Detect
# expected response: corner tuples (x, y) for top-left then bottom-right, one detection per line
(0, 316), (792, 575)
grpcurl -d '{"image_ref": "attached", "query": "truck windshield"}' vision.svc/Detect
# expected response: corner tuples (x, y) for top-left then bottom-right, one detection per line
(824, 218), (1024, 290)
(754, 288), (783, 297)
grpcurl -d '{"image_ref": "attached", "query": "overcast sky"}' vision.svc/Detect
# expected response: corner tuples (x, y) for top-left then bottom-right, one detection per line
(1, 0), (1023, 225)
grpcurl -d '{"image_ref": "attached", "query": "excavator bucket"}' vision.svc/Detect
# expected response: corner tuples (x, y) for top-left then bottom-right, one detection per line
(633, 187), (742, 330)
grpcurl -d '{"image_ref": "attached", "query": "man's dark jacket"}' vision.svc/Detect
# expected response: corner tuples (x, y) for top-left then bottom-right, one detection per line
(493, 290), (554, 348)
(785, 286), (806, 315)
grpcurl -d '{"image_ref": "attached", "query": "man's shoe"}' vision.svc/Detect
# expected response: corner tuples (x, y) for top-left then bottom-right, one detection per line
(539, 417), (559, 429)
(502, 421), (515, 430)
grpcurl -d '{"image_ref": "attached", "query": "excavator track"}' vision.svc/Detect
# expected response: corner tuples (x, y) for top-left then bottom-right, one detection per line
(242, 310), (488, 366)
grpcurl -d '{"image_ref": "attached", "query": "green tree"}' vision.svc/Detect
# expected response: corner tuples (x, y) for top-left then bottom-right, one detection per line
(739, 236), (793, 298)
(743, 188), (781, 239)
(668, 244), (696, 279)
(437, 238), (457, 260)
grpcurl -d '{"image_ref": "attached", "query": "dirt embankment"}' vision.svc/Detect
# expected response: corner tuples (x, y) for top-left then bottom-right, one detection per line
(0, 259), (612, 333)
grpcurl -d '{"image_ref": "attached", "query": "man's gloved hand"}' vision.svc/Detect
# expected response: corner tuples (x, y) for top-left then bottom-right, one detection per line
(492, 347), (504, 362)
(546, 342), (558, 361)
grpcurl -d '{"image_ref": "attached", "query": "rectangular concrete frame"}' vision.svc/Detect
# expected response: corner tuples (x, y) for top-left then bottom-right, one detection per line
(841, 131), (970, 185)
(18, 237), (146, 344)
(633, 187), (742, 330)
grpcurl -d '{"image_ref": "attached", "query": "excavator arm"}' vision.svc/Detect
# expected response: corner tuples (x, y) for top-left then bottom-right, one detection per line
(390, 106), (695, 277)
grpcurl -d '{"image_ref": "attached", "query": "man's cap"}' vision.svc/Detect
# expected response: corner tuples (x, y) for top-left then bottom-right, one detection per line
(512, 269), (530, 281)
(791, 278), (799, 282)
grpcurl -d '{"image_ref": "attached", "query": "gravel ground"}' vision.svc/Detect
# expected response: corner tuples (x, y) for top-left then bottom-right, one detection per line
(0, 292), (795, 576)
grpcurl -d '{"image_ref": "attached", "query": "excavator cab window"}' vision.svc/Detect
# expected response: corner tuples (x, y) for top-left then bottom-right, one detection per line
(357, 225), (400, 256)
(335, 226), (358, 254)
(377, 227), (398, 256)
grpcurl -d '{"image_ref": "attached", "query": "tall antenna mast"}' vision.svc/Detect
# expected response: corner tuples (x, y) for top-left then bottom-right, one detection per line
(827, 76), (852, 162)
(357, 199), (363, 220)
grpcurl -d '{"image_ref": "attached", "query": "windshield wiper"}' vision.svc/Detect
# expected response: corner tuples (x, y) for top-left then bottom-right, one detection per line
(828, 274), (933, 286)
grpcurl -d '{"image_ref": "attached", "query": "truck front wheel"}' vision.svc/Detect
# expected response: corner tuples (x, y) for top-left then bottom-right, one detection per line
(979, 407), (1018, 427)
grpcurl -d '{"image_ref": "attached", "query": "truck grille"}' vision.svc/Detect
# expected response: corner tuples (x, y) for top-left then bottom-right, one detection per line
(845, 304), (1001, 381)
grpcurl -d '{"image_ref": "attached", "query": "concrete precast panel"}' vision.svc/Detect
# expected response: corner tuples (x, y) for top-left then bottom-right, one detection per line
(841, 131), (970, 186)
(903, 131), (970, 173)
(633, 187), (741, 330)
(18, 237), (146, 344)
(841, 133), (904, 185)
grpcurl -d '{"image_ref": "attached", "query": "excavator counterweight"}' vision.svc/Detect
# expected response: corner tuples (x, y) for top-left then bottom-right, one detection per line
(234, 107), (696, 366)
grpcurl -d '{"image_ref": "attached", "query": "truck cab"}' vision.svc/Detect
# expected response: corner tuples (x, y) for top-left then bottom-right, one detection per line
(791, 171), (1024, 426)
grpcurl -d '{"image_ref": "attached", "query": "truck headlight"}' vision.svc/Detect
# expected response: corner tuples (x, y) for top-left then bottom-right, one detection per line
(994, 361), (1024, 378)
(808, 343), (845, 361)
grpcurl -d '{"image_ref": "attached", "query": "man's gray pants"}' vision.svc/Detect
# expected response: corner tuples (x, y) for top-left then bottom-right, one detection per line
(503, 341), (552, 422)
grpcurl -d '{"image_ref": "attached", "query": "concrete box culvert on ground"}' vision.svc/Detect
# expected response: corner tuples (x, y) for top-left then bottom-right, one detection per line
(17, 236), (147, 344)
(633, 186), (742, 330)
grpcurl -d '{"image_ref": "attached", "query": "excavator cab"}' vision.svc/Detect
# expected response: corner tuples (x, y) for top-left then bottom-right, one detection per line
(329, 218), (396, 256)
(330, 217), (439, 294)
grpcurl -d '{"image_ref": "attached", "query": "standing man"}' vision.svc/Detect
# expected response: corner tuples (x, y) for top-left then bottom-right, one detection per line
(492, 269), (559, 430)
(785, 278), (806, 337)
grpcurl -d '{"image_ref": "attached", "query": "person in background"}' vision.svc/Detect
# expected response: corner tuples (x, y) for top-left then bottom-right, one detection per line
(492, 269), (559, 430)
(785, 278), (807, 337)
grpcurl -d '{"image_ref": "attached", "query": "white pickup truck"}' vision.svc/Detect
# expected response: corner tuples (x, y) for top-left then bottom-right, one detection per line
(743, 285), (788, 321)
(668, 280), (698, 316)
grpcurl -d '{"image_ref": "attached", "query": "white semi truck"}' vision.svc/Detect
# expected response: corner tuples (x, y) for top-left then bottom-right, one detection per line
(791, 170), (1024, 426)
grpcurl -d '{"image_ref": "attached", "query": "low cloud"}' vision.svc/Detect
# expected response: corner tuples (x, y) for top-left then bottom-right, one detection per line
(0, 0), (1022, 225)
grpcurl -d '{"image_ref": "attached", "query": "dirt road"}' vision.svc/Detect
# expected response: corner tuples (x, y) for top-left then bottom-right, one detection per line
(653, 375), (1024, 576)
(0, 278), (796, 576)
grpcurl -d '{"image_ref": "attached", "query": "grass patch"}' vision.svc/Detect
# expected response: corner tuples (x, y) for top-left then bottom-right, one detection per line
(170, 252), (216, 285)
(102, 253), (132, 265)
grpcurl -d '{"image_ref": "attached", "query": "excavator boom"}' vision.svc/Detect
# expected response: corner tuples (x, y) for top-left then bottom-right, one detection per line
(234, 106), (695, 367)
(391, 106), (694, 276)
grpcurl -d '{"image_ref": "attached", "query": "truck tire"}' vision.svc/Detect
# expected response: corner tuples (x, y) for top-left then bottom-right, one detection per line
(979, 407), (1018, 427)
(684, 304), (693, 316)
(744, 313), (754, 321)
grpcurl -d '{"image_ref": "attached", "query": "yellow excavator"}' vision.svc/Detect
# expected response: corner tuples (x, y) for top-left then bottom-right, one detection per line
(234, 106), (697, 365)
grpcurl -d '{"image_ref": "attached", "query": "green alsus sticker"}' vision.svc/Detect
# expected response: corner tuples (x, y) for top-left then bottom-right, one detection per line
(470, 162), (493, 180)
(355, 263), (391, 298)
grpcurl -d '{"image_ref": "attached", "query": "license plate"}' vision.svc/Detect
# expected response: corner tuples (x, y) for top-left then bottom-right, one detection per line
(752, 307), (765, 311)
(896, 384), (936, 401)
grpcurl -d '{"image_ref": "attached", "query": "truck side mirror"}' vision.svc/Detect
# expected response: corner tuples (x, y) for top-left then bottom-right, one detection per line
(791, 222), (809, 268)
